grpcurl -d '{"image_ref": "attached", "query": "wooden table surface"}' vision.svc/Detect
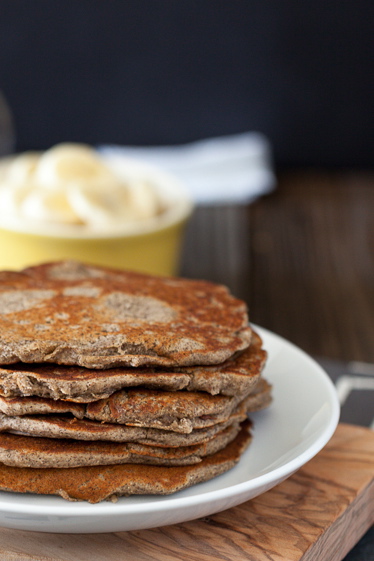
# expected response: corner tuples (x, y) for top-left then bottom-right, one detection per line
(182, 169), (374, 364)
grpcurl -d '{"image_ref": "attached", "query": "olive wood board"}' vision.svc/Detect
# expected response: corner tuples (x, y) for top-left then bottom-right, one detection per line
(0, 423), (372, 561)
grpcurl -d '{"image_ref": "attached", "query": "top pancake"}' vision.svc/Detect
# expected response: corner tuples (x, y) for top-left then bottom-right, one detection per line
(0, 260), (252, 369)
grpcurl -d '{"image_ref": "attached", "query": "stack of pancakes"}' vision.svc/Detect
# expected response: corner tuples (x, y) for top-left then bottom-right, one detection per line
(0, 261), (271, 503)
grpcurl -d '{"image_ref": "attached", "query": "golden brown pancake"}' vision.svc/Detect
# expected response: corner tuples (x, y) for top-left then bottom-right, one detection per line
(0, 331), (266, 401)
(0, 413), (240, 446)
(0, 260), (252, 368)
(0, 379), (271, 444)
(0, 379), (271, 437)
(0, 420), (252, 502)
(0, 421), (242, 468)
(85, 388), (244, 433)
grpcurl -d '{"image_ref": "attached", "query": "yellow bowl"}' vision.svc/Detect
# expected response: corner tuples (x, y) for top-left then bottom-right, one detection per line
(0, 160), (193, 276)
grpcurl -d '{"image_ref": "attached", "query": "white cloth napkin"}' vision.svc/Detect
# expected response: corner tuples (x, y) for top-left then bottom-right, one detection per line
(99, 131), (275, 205)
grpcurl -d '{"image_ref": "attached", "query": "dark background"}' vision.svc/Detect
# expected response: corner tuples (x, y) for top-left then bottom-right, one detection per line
(0, 0), (373, 168)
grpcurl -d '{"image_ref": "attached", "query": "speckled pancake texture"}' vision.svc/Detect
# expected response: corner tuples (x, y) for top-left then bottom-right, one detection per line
(0, 260), (252, 368)
(0, 331), (266, 401)
(0, 420), (253, 502)
(0, 260), (271, 502)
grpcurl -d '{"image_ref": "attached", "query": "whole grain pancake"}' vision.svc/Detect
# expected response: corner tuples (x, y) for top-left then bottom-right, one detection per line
(83, 378), (271, 434)
(245, 377), (272, 412)
(0, 331), (266, 401)
(0, 395), (85, 419)
(0, 420), (252, 502)
(0, 378), (272, 434)
(0, 260), (252, 368)
(0, 422), (241, 468)
(0, 380), (271, 443)
(0, 390), (240, 434)
(0, 412), (241, 446)
(84, 388), (244, 433)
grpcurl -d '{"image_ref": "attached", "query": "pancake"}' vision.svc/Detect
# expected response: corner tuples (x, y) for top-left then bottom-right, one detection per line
(0, 420), (252, 502)
(0, 421), (242, 468)
(0, 388), (239, 431)
(85, 388), (246, 433)
(0, 413), (240, 446)
(244, 377), (272, 412)
(0, 380), (272, 443)
(0, 395), (85, 418)
(0, 260), (252, 368)
(0, 377), (271, 432)
(0, 331), (266, 401)
(83, 380), (272, 433)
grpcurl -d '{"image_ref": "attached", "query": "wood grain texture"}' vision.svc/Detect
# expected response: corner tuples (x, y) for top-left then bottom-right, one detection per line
(0, 423), (372, 561)
(248, 170), (374, 363)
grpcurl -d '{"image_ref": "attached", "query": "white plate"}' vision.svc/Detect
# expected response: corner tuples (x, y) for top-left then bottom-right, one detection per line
(0, 326), (340, 534)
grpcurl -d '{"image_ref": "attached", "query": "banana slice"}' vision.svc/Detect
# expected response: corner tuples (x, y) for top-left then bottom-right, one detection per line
(67, 181), (131, 226)
(20, 189), (82, 224)
(35, 144), (118, 190)
(0, 182), (32, 216)
(5, 152), (39, 185)
(127, 179), (161, 219)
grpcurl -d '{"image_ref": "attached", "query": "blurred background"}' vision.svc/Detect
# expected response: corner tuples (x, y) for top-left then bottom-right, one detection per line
(1, 0), (374, 166)
(0, 1), (373, 421)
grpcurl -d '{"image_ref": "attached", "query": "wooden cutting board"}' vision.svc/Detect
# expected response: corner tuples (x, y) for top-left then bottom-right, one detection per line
(0, 423), (372, 561)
